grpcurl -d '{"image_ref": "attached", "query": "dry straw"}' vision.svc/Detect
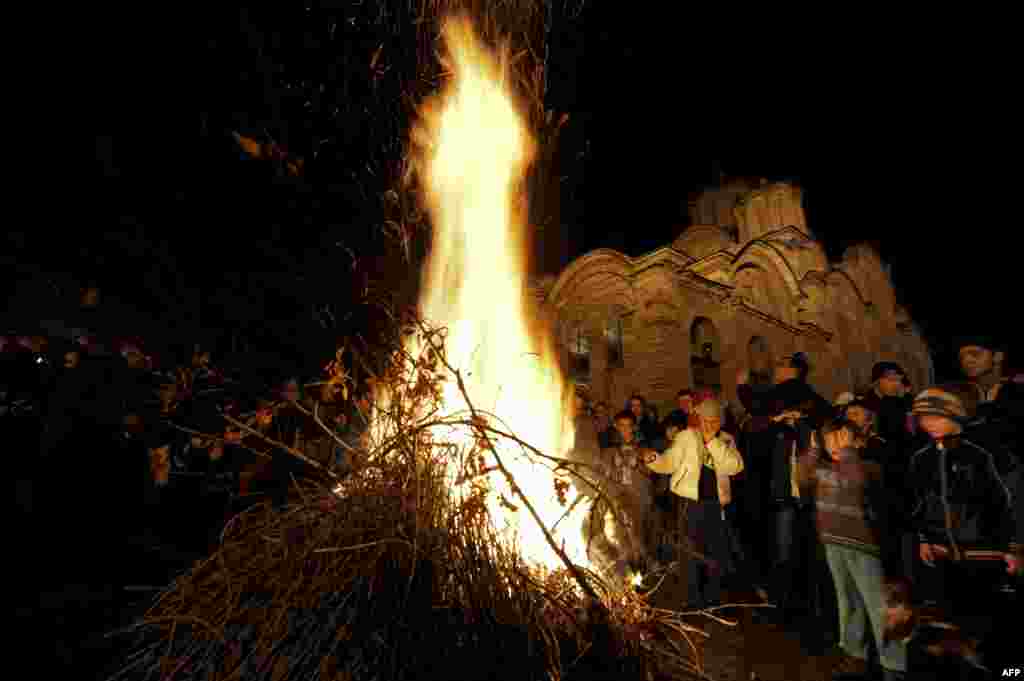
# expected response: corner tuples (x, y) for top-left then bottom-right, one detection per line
(105, 6), (733, 680)
(106, 313), (724, 681)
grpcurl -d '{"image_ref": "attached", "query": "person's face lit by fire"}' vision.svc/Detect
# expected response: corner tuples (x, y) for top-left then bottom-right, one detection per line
(845, 405), (872, 432)
(158, 382), (177, 409)
(256, 403), (274, 427)
(123, 413), (143, 436)
(615, 416), (636, 445)
(917, 414), (962, 441)
(81, 286), (100, 308)
(959, 345), (1002, 380)
(665, 424), (681, 441)
(63, 350), (80, 369)
(773, 358), (799, 385)
(677, 393), (693, 413)
(150, 445), (171, 485)
(629, 398), (644, 420)
(283, 380), (300, 403)
(26, 336), (48, 354)
(877, 371), (905, 397)
(125, 350), (147, 370)
(699, 414), (722, 441)
(322, 382), (341, 403)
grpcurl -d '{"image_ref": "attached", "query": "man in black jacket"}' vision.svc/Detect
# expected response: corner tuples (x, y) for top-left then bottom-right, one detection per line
(738, 352), (832, 624)
(957, 336), (1023, 461)
(858, 362), (913, 450)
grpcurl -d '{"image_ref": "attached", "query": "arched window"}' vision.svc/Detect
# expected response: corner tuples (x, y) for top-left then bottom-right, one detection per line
(747, 336), (773, 386)
(605, 318), (624, 369)
(690, 318), (722, 391)
(568, 325), (591, 384)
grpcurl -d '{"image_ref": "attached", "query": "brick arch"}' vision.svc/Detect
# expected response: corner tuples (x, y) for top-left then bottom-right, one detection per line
(731, 241), (807, 329)
(797, 270), (832, 330)
(733, 262), (794, 326)
(546, 248), (637, 309)
(842, 243), (897, 320)
(673, 224), (736, 260)
(732, 239), (803, 303)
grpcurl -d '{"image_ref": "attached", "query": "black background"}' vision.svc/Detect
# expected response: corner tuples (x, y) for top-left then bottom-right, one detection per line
(8, 4), (1015, 380)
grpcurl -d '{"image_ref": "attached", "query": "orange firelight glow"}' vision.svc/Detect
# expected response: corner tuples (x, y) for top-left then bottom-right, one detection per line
(409, 16), (591, 574)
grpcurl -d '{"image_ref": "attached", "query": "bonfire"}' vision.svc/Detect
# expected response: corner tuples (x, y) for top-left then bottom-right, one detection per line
(106, 16), (716, 681)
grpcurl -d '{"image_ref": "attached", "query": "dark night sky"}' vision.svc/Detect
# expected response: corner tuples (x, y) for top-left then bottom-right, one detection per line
(11, 5), (1014, 379)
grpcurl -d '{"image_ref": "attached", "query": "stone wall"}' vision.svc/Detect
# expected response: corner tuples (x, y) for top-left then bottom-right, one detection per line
(544, 181), (932, 409)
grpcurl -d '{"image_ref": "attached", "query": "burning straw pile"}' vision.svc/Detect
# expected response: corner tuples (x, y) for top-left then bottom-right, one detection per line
(105, 318), (716, 681)
(106, 13), (718, 681)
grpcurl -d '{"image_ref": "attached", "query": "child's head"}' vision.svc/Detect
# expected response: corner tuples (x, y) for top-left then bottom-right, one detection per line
(838, 396), (875, 436)
(662, 411), (688, 441)
(911, 384), (976, 441)
(694, 398), (723, 436)
(820, 419), (858, 461)
(614, 410), (636, 443)
(774, 352), (809, 384)
(628, 395), (646, 420)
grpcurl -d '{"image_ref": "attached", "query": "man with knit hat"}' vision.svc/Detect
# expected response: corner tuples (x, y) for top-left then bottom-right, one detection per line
(889, 383), (1021, 677)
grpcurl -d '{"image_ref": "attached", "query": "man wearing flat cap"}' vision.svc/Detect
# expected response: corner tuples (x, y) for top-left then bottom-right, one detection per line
(856, 362), (914, 460)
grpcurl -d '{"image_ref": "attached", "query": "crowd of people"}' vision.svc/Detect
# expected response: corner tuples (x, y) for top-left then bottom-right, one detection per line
(573, 341), (1022, 680)
(6, 284), (370, 585)
(6, 282), (1023, 680)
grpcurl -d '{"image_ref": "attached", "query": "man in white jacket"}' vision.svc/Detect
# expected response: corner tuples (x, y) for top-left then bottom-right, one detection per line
(644, 398), (744, 608)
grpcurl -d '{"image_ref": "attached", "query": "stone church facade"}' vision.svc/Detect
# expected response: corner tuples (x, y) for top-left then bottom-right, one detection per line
(536, 178), (934, 416)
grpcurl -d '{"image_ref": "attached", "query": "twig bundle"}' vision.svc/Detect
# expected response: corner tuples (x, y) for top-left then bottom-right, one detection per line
(106, 314), (719, 681)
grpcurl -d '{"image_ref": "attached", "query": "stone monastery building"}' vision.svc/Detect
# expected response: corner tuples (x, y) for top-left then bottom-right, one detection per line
(537, 177), (933, 414)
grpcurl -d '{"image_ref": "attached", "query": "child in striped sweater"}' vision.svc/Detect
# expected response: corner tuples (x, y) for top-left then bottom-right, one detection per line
(798, 419), (907, 681)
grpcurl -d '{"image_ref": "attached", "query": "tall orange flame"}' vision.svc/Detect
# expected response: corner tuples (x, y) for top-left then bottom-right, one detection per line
(410, 16), (590, 573)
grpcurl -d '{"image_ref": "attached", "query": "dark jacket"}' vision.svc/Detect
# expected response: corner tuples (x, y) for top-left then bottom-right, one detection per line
(974, 376), (1024, 462)
(859, 434), (891, 465)
(906, 429), (1020, 556)
(857, 390), (912, 448)
(623, 405), (661, 445)
(739, 379), (832, 503)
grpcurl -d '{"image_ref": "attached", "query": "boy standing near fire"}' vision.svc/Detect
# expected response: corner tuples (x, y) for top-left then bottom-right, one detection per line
(584, 410), (658, 584)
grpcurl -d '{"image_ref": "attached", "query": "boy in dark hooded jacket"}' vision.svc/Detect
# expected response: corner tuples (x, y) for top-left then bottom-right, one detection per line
(888, 384), (1021, 678)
